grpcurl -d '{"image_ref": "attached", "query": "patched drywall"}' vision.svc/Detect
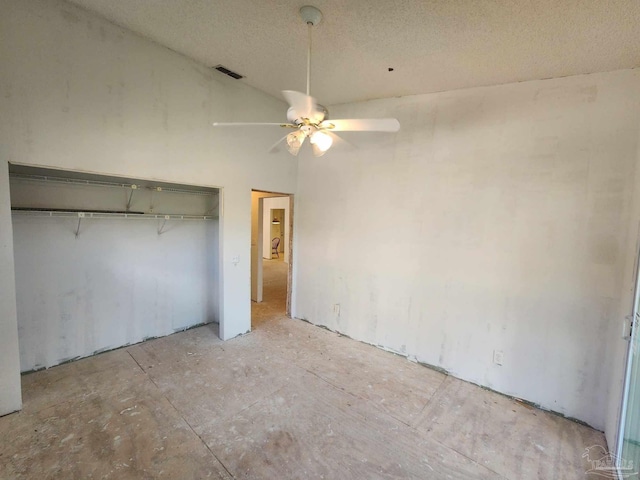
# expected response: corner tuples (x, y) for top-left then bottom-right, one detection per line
(0, 160), (22, 415)
(294, 69), (640, 429)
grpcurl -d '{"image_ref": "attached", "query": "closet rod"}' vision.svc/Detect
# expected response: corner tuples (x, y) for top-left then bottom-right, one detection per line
(11, 210), (216, 220)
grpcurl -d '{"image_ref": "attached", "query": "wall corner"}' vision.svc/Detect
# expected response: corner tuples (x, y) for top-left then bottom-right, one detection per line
(0, 158), (22, 415)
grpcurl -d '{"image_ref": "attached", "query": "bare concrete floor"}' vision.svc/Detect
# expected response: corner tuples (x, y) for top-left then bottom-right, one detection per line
(1, 262), (606, 479)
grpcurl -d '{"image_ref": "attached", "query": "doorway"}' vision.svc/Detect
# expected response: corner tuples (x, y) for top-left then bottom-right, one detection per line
(250, 191), (293, 329)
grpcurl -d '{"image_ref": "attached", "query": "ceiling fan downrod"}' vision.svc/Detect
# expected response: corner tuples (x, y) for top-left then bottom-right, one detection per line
(307, 22), (311, 96)
(299, 6), (322, 96)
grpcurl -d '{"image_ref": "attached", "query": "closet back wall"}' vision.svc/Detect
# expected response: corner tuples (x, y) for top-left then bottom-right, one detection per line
(11, 177), (218, 372)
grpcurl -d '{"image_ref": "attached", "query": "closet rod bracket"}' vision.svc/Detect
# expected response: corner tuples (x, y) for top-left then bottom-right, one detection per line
(75, 212), (85, 237)
(158, 215), (170, 235)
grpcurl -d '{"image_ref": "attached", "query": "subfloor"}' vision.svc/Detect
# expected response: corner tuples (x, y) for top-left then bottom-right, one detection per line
(1, 260), (607, 479)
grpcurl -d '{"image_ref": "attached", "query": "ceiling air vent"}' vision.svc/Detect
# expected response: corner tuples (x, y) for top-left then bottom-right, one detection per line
(213, 65), (244, 80)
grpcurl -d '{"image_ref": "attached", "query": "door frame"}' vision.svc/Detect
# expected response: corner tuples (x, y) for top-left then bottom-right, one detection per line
(616, 238), (640, 471)
(250, 190), (294, 318)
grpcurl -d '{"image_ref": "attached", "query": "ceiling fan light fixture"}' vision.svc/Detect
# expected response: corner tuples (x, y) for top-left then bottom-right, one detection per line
(309, 130), (333, 153)
(311, 142), (327, 157)
(287, 141), (302, 156)
(286, 130), (306, 156)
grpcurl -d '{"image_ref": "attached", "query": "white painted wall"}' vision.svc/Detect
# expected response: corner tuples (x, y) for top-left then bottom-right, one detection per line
(0, 159), (22, 415)
(263, 196), (290, 263)
(294, 69), (640, 430)
(0, 0), (297, 348)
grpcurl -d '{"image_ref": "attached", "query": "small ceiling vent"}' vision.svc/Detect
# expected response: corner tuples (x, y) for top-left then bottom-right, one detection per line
(213, 65), (244, 80)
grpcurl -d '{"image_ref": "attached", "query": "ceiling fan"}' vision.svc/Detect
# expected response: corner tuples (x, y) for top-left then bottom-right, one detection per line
(213, 5), (400, 157)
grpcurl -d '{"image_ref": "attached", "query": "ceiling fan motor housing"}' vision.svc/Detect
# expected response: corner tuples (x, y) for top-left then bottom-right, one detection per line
(287, 106), (327, 125)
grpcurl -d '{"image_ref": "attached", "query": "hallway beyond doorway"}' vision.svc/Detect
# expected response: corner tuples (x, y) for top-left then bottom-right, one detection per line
(252, 257), (287, 329)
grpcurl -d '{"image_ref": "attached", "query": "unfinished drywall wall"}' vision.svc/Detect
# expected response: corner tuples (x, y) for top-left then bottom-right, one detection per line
(604, 123), (640, 450)
(0, 160), (22, 415)
(13, 216), (217, 371)
(294, 69), (640, 429)
(0, 0), (297, 353)
(263, 196), (290, 263)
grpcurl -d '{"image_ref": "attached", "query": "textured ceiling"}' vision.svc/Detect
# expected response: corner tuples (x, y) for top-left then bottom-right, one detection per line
(66, 0), (640, 106)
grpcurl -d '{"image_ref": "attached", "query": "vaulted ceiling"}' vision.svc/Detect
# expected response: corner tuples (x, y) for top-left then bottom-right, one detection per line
(67, 0), (640, 106)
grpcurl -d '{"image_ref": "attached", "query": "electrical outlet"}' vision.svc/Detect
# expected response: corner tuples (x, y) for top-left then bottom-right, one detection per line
(231, 255), (240, 265)
(333, 304), (340, 316)
(493, 350), (504, 366)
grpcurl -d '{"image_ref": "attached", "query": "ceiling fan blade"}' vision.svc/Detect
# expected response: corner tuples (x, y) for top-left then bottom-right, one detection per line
(213, 122), (296, 128)
(282, 90), (318, 120)
(320, 118), (400, 132)
(325, 131), (354, 150)
(268, 133), (290, 153)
